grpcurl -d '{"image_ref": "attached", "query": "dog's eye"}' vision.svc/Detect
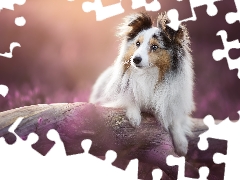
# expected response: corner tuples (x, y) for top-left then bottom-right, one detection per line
(151, 45), (158, 51)
(136, 41), (140, 47)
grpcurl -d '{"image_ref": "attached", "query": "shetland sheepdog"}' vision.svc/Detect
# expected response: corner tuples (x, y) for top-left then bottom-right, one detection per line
(89, 12), (194, 156)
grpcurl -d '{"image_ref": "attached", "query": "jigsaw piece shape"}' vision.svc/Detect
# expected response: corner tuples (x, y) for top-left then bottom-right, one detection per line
(167, 155), (209, 180)
(212, 30), (240, 78)
(167, 9), (181, 31)
(225, 0), (240, 24)
(103, 149), (139, 179)
(11, 103), (90, 156)
(0, 0), (25, 57)
(182, 116), (228, 180)
(167, 0), (222, 30)
(193, 138), (227, 180)
(0, 42), (21, 58)
(0, 104), (53, 148)
(188, 0), (222, 17)
(0, 85), (9, 97)
(1, 127), (138, 180)
(0, 116), (23, 145)
(45, 129), (67, 156)
(0, 0), (26, 11)
(1, 126), (137, 180)
(0, 119), (47, 180)
(199, 113), (240, 179)
(131, 0), (161, 12)
(15, 16), (26, 26)
(213, 152), (240, 180)
(0, 117), (40, 157)
(82, 0), (124, 21)
(152, 168), (163, 180)
(81, 139), (139, 179)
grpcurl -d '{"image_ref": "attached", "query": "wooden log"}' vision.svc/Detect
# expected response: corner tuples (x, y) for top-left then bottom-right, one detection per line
(0, 102), (223, 180)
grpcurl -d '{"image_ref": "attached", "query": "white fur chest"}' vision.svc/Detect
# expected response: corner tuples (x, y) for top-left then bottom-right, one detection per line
(123, 67), (159, 111)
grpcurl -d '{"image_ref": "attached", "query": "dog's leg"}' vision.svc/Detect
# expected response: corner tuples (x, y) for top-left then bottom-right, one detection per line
(169, 120), (189, 156)
(126, 103), (141, 127)
(103, 98), (141, 128)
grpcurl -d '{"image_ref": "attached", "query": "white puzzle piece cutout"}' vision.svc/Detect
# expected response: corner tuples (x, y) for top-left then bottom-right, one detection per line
(15, 16), (26, 26)
(212, 30), (240, 79)
(225, 0), (240, 24)
(82, 0), (124, 21)
(131, 0), (161, 12)
(198, 113), (240, 180)
(0, 42), (21, 58)
(152, 168), (163, 180)
(0, 85), (9, 97)
(0, 119), (139, 180)
(0, 0), (26, 11)
(167, 0), (222, 30)
(0, 1), (26, 58)
(167, 155), (209, 180)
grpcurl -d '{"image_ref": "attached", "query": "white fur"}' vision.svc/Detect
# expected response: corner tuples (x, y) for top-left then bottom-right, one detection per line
(89, 25), (194, 156)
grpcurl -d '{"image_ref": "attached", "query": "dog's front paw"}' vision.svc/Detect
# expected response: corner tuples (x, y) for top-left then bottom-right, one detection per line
(126, 108), (141, 127)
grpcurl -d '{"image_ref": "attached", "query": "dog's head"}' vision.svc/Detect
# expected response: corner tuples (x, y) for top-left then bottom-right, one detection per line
(117, 12), (191, 80)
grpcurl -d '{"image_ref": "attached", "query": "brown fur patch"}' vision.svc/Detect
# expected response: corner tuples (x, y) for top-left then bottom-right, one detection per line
(122, 36), (144, 74)
(137, 36), (144, 44)
(149, 38), (160, 48)
(149, 44), (171, 82)
(157, 12), (189, 45)
(126, 13), (152, 41)
(157, 12), (191, 71)
(122, 45), (136, 74)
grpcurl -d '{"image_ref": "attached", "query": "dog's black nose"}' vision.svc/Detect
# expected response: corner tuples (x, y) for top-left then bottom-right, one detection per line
(133, 56), (142, 64)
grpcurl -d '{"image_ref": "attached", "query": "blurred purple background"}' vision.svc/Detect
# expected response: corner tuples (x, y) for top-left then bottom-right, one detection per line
(0, 0), (239, 120)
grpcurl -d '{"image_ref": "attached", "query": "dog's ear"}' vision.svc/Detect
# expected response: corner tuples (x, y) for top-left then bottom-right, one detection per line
(117, 12), (152, 41)
(157, 12), (189, 45)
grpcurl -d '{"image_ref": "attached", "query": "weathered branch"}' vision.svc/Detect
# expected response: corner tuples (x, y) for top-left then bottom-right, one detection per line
(0, 102), (225, 180)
